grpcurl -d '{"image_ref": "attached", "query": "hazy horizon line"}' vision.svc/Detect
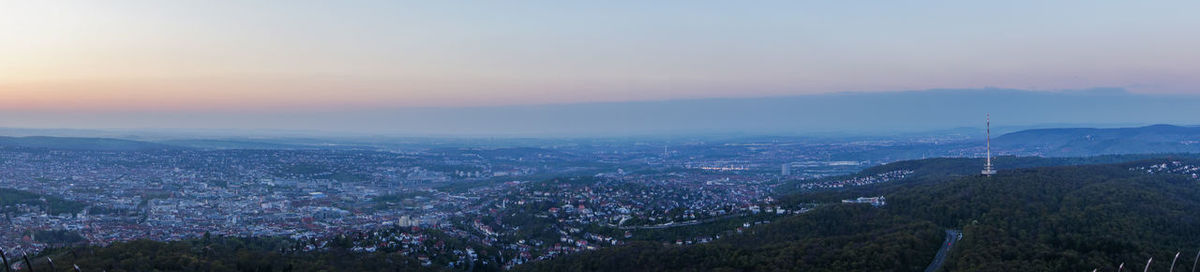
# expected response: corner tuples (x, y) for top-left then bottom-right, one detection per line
(3, 87), (1197, 138)
(0, 87), (1156, 114)
(0, 121), (1175, 141)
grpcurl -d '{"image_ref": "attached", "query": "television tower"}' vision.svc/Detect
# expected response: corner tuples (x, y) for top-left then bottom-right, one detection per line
(982, 114), (997, 176)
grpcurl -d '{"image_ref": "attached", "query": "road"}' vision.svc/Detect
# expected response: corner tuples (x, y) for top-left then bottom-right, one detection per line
(609, 213), (749, 230)
(924, 229), (962, 272)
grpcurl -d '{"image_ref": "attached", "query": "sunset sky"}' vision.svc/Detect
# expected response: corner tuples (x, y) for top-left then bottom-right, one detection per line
(1, 1), (1199, 133)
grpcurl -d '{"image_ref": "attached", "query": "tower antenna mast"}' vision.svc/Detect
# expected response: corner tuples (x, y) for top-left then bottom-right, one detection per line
(982, 114), (997, 176)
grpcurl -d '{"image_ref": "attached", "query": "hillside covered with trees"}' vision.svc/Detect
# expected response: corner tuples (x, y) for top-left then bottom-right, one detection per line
(521, 205), (942, 272)
(1, 188), (87, 215)
(527, 157), (1200, 271)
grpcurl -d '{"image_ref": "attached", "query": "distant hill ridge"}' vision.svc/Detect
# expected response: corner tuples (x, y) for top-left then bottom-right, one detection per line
(0, 136), (170, 151)
(0, 136), (344, 151)
(995, 124), (1200, 156)
(6, 123), (1200, 154)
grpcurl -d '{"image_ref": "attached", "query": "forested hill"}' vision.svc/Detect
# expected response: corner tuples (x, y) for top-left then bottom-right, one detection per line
(0, 188), (86, 215)
(779, 153), (1199, 196)
(788, 157), (1200, 271)
(529, 157), (1200, 271)
(891, 160), (1200, 271)
(520, 205), (943, 272)
(862, 153), (1200, 178)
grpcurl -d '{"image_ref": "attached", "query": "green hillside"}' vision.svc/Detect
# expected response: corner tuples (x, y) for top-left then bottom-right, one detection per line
(892, 161), (1200, 271)
(520, 205), (943, 272)
(529, 157), (1200, 271)
(0, 188), (86, 215)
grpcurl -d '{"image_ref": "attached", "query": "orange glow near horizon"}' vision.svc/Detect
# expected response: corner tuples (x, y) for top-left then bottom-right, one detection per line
(2, 1), (1199, 113)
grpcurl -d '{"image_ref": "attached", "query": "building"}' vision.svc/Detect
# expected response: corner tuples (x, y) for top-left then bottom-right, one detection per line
(982, 114), (997, 176)
(842, 196), (886, 207)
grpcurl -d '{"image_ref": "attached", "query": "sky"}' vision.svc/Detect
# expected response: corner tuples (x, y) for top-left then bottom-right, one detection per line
(1, 1), (1199, 134)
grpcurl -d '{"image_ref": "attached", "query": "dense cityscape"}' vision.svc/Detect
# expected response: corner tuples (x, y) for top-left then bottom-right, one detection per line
(0, 136), (957, 269)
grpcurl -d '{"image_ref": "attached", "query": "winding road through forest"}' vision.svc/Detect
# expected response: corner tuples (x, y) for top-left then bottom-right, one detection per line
(925, 229), (962, 272)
